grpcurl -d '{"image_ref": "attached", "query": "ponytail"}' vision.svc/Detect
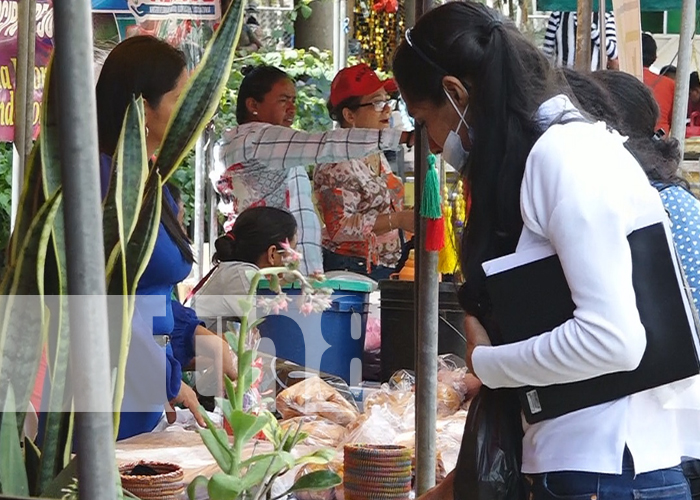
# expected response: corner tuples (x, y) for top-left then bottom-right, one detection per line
(213, 207), (297, 264)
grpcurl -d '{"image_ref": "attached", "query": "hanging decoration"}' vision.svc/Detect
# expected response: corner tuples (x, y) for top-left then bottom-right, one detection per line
(373, 0), (398, 14)
(353, 0), (404, 71)
(438, 179), (468, 276)
(420, 154), (445, 252)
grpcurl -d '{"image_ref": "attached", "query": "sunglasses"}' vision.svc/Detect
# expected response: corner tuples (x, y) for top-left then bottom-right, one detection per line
(356, 99), (397, 113)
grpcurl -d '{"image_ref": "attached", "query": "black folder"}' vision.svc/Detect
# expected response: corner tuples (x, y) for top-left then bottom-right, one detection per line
(484, 222), (700, 424)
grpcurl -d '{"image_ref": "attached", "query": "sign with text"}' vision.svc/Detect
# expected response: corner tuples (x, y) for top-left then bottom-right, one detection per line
(612, 0), (643, 80)
(128, 0), (220, 20)
(0, 0), (53, 142)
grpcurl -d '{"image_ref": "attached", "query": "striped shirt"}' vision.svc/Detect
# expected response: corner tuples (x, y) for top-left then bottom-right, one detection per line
(214, 122), (402, 275)
(543, 11), (618, 71)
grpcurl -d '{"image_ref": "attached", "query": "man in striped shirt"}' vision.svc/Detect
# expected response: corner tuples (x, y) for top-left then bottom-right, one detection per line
(543, 11), (619, 71)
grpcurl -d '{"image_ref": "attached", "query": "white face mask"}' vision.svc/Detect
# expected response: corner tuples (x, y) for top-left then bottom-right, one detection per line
(442, 89), (471, 169)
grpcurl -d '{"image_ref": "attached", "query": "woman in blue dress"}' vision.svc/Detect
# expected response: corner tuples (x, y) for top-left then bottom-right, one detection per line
(95, 35), (236, 439)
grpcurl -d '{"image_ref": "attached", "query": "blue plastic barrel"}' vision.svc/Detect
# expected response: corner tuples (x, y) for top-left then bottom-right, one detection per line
(256, 278), (371, 384)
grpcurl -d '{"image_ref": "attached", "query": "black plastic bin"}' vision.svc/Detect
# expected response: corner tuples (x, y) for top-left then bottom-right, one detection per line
(379, 280), (467, 382)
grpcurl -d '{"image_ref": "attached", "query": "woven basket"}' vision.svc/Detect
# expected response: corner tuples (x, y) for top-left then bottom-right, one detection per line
(119, 461), (185, 500)
(344, 445), (412, 500)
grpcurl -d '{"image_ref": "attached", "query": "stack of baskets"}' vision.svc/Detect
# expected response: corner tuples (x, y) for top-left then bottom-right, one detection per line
(119, 461), (185, 500)
(343, 445), (412, 500)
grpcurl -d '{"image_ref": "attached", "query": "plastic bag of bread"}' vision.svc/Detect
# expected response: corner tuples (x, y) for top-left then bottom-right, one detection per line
(276, 376), (359, 427)
(279, 416), (347, 448)
(436, 382), (462, 417)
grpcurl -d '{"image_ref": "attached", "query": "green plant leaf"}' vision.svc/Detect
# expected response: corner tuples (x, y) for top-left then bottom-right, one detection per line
(299, 3), (313, 18)
(240, 453), (295, 492)
(187, 475), (209, 500)
(116, 97), (148, 244)
(42, 458), (78, 498)
(0, 387), (29, 496)
(222, 377), (238, 412)
(229, 410), (269, 449)
(224, 330), (239, 354)
(7, 141), (44, 267)
(237, 349), (254, 395)
(208, 472), (244, 500)
(0, 189), (61, 421)
(198, 411), (233, 472)
(153, 0), (248, 182)
(35, 51), (74, 494)
(112, 173), (163, 428)
(216, 396), (233, 424)
(286, 470), (342, 494)
(240, 451), (295, 470)
(294, 448), (337, 467)
(24, 437), (41, 496)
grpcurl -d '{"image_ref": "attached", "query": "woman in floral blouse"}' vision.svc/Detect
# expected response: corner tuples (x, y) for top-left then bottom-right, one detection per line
(314, 64), (415, 280)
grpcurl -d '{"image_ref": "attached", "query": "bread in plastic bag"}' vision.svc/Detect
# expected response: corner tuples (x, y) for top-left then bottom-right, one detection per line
(276, 376), (359, 427)
(436, 382), (462, 417)
(280, 416), (347, 448)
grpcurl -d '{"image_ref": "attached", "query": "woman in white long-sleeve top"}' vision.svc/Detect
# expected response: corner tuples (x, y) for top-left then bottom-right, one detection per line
(391, 2), (700, 499)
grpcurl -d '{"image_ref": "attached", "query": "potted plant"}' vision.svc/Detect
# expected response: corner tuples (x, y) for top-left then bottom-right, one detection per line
(188, 242), (342, 500)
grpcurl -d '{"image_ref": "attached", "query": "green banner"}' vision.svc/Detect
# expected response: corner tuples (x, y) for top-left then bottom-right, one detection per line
(536, 0), (694, 12)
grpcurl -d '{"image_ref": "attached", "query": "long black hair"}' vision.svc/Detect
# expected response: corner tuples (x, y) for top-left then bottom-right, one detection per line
(392, 1), (559, 317)
(214, 207), (297, 264)
(591, 70), (686, 189)
(560, 67), (620, 126)
(96, 35), (193, 263)
(235, 65), (290, 124)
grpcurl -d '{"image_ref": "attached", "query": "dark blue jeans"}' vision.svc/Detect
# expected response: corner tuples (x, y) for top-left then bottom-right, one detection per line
(322, 250), (395, 281)
(683, 460), (700, 499)
(524, 450), (691, 500)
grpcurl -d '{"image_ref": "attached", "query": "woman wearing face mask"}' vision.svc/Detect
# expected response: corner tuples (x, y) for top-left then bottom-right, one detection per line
(392, 2), (700, 500)
(314, 64), (414, 280)
(214, 65), (414, 276)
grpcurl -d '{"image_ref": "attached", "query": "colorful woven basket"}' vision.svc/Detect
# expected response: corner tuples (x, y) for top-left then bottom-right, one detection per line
(119, 461), (185, 500)
(344, 445), (412, 500)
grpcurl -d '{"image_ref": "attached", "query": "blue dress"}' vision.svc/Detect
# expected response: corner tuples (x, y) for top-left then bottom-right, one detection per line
(100, 154), (201, 440)
(656, 184), (700, 309)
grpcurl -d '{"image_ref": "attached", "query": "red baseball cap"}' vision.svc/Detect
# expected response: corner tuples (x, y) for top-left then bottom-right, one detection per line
(329, 63), (397, 107)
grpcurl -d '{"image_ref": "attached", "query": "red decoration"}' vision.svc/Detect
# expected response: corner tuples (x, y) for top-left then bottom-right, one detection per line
(425, 217), (445, 252)
(373, 0), (398, 14)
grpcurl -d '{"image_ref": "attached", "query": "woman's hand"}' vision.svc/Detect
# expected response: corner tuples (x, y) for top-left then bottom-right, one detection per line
(194, 326), (238, 382)
(464, 315), (491, 376)
(166, 382), (206, 427)
(396, 209), (415, 232)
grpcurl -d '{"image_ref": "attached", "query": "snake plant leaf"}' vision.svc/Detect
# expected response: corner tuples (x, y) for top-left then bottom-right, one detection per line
(24, 437), (41, 496)
(153, 0), (247, 182)
(34, 54), (77, 495)
(0, 387), (29, 496)
(0, 189), (61, 420)
(111, 173), (163, 429)
(103, 96), (149, 279)
(124, 173), (162, 295)
(7, 141), (44, 267)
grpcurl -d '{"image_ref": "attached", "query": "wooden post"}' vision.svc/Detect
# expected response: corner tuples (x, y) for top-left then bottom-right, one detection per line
(671, 0), (696, 149)
(575, 0), (593, 71)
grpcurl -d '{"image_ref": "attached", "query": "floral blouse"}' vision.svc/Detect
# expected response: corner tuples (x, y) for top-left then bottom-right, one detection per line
(314, 152), (404, 268)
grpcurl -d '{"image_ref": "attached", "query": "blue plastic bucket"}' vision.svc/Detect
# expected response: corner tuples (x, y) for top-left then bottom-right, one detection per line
(256, 278), (371, 384)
